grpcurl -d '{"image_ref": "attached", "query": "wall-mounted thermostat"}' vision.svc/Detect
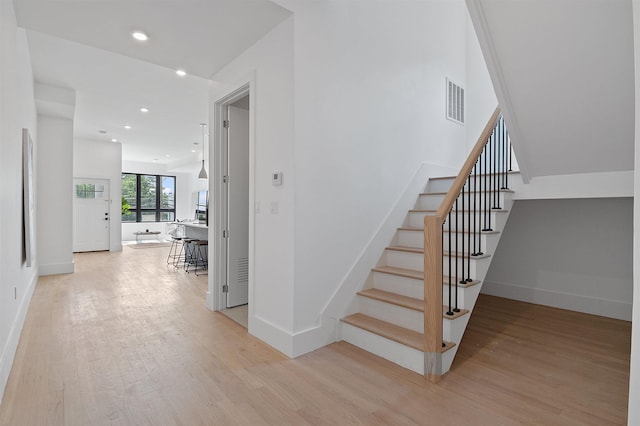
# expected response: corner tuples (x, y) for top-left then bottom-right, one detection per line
(272, 171), (283, 186)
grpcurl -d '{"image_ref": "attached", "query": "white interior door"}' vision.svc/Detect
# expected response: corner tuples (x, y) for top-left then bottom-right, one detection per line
(73, 178), (110, 252)
(225, 104), (250, 308)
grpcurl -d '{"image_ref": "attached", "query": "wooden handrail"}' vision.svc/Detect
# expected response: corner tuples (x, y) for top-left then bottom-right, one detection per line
(423, 106), (501, 382)
(436, 107), (501, 218)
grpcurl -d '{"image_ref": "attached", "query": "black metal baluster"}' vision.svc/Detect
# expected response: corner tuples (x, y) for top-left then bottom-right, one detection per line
(446, 210), (453, 316)
(501, 116), (507, 190)
(466, 174), (472, 282)
(491, 123), (500, 209)
(475, 161), (483, 256)
(472, 163), (477, 256)
(454, 198), (459, 312)
(460, 183), (465, 285)
(507, 118), (512, 190)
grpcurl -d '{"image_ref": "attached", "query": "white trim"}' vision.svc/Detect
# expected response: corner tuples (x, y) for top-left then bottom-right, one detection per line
(290, 162), (458, 356)
(251, 315), (293, 357)
(482, 280), (632, 321)
(209, 74), (255, 325)
(510, 170), (633, 200)
(0, 269), (38, 404)
(39, 262), (74, 276)
(466, 0), (531, 183)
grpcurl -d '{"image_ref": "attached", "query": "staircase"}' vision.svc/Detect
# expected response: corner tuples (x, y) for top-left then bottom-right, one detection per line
(341, 108), (515, 380)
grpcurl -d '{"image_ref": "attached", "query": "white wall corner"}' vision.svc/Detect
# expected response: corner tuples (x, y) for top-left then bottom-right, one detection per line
(34, 83), (76, 120)
(0, 268), (38, 404)
(39, 262), (74, 276)
(629, 0), (640, 423)
(250, 314), (294, 358)
(289, 163), (458, 357)
(465, 0), (531, 183)
(482, 280), (632, 322)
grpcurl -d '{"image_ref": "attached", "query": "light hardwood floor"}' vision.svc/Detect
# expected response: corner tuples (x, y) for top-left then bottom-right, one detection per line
(0, 247), (631, 425)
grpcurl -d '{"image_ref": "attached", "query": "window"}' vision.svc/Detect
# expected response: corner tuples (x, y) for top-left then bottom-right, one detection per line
(122, 173), (176, 222)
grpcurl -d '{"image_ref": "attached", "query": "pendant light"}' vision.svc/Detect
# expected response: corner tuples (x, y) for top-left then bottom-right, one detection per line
(198, 123), (208, 179)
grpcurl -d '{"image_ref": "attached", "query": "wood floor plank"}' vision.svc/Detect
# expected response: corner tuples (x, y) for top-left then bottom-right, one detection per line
(0, 247), (631, 425)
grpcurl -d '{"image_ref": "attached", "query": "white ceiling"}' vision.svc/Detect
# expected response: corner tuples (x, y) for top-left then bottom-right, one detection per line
(13, 0), (291, 168)
(470, 0), (634, 178)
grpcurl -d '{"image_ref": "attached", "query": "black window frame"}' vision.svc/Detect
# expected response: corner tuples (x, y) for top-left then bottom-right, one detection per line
(122, 173), (176, 222)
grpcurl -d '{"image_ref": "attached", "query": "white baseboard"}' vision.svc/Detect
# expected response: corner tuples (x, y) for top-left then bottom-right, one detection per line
(291, 318), (339, 358)
(250, 314), (294, 358)
(482, 280), (632, 321)
(0, 268), (38, 404)
(39, 262), (74, 276)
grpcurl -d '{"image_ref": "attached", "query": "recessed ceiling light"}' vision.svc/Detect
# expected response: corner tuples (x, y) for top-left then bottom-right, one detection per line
(165, 154), (170, 158)
(132, 31), (148, 41)
(139, 107), (149, 113)
(191, 149), (196, 153)
(176, 69), (187, 77)
(124, 125), (131, 130)
(111, 138), (118, 142)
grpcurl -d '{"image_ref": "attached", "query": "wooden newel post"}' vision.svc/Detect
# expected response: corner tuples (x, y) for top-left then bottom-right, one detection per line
(424, 214), (444, 382)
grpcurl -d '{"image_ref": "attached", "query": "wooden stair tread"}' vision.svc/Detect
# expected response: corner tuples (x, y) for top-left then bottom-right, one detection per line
(342, 313), (455, 353)
(419, 189), (514, 196)
(429, 171), (520, 180)
(409, 208), (510, 213)
(371, 266), (480, 287)
(443, 251), (491, 259)
(372, 265), (423, 280)
(357, 289), (471, 320)
(358, 288), (423, 311)
(386, 245), (423, 254)
(442, 306), (469, 319)
(397, 226), (499, 235)
(386, 245), (491, 260)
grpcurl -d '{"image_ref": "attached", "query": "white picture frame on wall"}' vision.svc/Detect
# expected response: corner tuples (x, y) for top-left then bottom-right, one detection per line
(23, 128), (35, 267)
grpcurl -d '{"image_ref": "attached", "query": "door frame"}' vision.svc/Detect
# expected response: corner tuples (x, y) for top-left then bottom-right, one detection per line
(209, 77), (255, 319)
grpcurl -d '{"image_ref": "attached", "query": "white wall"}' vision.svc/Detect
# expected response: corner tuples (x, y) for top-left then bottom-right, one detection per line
(74, 138), (122, 251)
(629, 0), (640, 422)
(0, 0), (38, 403)
(209, 1), (498, 357)
(210, 16), (295, 352)
(483, 198), (633, 321)
(290, 1), (472, 345)
(36, 115), (74, 275)
(465, 9), (498, 151)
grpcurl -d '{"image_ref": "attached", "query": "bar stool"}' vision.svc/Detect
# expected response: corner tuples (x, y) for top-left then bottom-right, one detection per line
(166, 236), (184, 266)
(188, 240), (208, 275)
(180, 238), (199, 270)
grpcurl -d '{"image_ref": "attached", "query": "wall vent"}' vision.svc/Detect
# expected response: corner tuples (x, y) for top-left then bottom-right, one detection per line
(446, 78), (465, 124)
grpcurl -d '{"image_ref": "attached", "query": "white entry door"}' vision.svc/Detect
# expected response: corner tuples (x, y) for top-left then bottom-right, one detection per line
(73, 178), (110, 252)
(225, 104), (250, 308)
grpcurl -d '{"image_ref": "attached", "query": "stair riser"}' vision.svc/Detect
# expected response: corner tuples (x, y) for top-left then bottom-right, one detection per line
(408, 210), (509, 230)
(358, 296), (423, 333)
(373, 272), (423, 299)
(397, 230), (496, 252)
(342, 323), (425, 374)
(442, 313), (471, 343)
(372, 272), (482, 311)
(442, 282), (481, 312)
(426, 178), (455, 193)
(417, 192), (512, 211)
(384, 250), (490, 278)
